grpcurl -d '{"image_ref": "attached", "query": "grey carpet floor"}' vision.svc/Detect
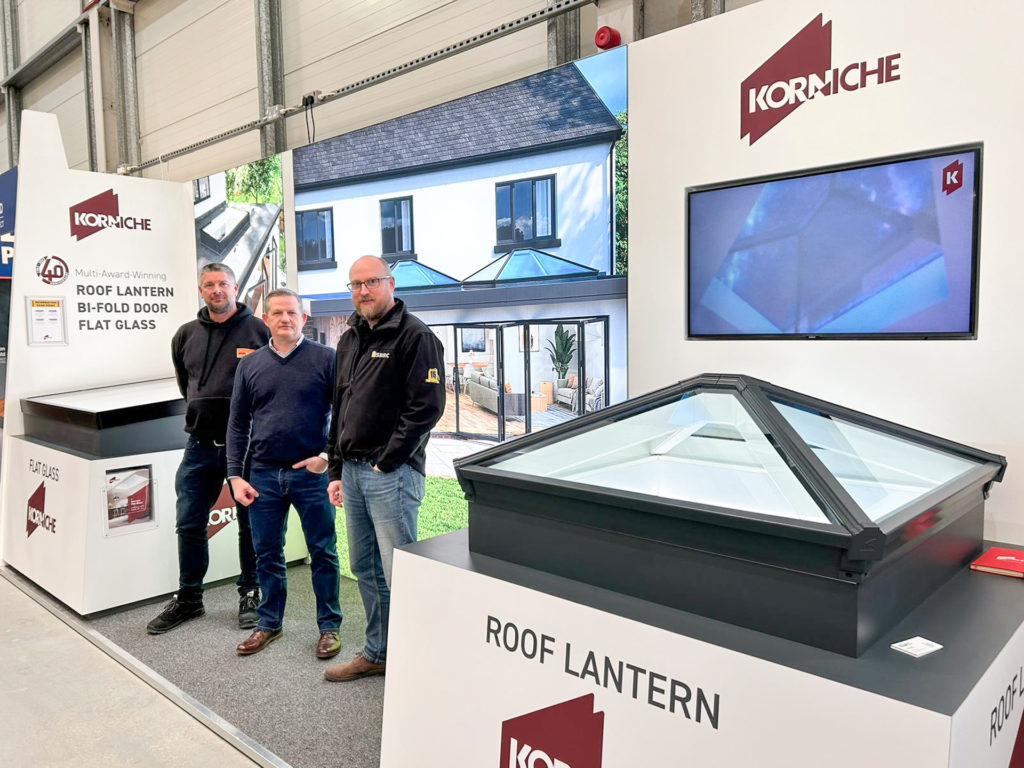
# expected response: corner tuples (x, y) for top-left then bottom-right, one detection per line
(88, 566), (383, 768)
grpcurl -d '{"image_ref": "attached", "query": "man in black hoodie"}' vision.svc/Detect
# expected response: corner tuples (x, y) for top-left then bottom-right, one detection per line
(147, 263), (270, 634)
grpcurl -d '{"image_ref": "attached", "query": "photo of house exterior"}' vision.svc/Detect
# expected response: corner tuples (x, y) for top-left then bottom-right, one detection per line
(292, 50), (627, 442)
(193, 160), (283, 313)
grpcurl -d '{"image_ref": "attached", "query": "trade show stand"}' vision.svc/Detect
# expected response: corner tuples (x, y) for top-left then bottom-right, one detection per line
(380, 530), (1024, 767)
(2, 379), (307, 615)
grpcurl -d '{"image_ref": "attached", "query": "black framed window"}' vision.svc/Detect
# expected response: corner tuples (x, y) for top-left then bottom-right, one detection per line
(296, 208), (334, 270)
(495, 175), (559, 253)
(380, 197), (414, 259)
(192, 176), (210, 203)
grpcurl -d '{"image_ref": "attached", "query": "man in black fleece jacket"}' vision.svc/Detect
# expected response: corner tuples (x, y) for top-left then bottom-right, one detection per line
(324, 255), (445, 682)
(146, 263), (269, 635)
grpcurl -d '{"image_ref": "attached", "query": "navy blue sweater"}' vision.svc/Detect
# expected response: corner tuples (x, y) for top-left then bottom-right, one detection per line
(226, 339), (335, 476)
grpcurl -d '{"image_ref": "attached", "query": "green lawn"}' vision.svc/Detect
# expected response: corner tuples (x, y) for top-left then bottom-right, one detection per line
(333, 476), (468, 580)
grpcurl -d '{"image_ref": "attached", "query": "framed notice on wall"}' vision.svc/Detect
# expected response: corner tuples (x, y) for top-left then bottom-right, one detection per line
(26, 296), (67, 345)
(104, 465), (156, 536)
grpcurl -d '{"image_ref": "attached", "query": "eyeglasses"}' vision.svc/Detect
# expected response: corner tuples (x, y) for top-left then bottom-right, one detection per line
(347, 276), (390, 292)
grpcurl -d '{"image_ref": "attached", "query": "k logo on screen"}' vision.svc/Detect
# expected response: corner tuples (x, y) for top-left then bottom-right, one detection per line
(500, 694), (604, 768)
(942, 159), (964, 195)
(740, 13), (902, 145)
(69, 189), (152, 241)
(26, 481), (56, 537)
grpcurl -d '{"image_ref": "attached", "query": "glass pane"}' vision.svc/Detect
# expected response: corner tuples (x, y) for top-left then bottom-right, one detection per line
(503, 250), (546, 279)
(502, 326), (525, 438)
(582, 320), (606, 414)
(381, 201), (395, 254)
(529, 324), (571, 434)
(513, 180), (534, 241)
(772, 401), (980, 522)
(496, 185), (512, 241)
(455, 327), (498, 439)
(431, 325), (457, 434)
(492, 392), (828, 522)
(535, 178), (552, 237)
(399, 198), (412, 252)
(300, 212), (318, 262)
(318, 211), (333, 262)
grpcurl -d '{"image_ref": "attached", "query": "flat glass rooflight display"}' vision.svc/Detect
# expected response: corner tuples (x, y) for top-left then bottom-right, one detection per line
(456, 374), (1006, 656)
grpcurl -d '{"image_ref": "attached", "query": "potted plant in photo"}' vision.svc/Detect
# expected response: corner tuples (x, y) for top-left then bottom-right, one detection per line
(547, 324), (577, 384)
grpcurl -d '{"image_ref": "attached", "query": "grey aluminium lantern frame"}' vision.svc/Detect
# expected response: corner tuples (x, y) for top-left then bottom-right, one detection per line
(455, 373), (1007, 657)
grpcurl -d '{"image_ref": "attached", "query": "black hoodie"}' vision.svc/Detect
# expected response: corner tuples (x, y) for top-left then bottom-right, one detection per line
(171, 301), (270, 443)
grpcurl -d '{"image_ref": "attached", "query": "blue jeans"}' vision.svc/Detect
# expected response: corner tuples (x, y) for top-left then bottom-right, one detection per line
(247, 466), (342, 632)
(341, 461), (424, 663)
(175, 437), (258, 602)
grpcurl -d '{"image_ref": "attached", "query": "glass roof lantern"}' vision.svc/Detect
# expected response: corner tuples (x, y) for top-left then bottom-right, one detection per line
(456, 374), (1006, 656)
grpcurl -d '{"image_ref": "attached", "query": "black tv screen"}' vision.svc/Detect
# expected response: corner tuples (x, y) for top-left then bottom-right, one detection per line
(687, 145), (981, 339)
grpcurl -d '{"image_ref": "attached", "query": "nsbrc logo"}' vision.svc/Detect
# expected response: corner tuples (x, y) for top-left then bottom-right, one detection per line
(35, 255), (69, 285)
(500, 694), (604, 768)
(27, 481), (56, 538)
(69, 189), (152, 241)
(942, 159), (964, 195)
(207, 482), (237, 539)
(740, 14), (902, 145)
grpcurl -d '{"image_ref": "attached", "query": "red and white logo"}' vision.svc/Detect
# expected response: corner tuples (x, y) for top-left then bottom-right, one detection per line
(35, 255), (69, 285)
(941, 159), (964, 195)
(27, 481), (56, 538)
(69, 189), (152, 241)
(207, 482), (237, 539)
(740, 14), (902, 145)
(500, 694), (604, 768)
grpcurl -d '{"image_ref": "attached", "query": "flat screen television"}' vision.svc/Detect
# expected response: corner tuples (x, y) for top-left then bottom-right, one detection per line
(687, 145), (981, 339)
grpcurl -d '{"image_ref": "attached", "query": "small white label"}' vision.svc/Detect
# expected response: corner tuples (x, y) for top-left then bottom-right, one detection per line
(891, 636), (943, 658)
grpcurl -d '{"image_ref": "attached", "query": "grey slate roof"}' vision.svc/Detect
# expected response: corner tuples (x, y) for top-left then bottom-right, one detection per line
(293, 63), (623, 190)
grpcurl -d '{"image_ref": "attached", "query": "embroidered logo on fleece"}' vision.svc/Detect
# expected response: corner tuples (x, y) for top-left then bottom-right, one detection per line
(426, 368), (440, 384)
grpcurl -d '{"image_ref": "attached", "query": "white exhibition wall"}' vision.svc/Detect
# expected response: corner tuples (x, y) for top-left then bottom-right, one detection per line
(628, 0), (1024, 542)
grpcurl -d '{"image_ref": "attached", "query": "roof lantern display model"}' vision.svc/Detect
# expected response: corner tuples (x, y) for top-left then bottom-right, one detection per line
(455, 373), (1006, 656)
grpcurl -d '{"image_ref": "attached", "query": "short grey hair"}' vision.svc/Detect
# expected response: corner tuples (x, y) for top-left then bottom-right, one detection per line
(265, 287), (307, 313)
(199, 262), (236, 283)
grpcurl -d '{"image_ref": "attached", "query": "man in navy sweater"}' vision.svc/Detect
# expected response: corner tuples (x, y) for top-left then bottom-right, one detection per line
(227, 288), (342, 658)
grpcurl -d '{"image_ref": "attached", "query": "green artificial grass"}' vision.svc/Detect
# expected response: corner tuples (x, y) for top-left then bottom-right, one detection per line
(333, 476), (468, 581)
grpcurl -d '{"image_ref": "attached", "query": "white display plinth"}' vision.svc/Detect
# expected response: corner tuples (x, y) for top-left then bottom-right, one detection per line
(2, 436), (308, 614)
(381, 530), (1024, 767)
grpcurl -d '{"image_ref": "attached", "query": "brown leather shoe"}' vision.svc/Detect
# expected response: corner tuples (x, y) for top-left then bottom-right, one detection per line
(236, 629), (282, 656)
(316, 631), (341, 659)
(324, 652), (385, 682)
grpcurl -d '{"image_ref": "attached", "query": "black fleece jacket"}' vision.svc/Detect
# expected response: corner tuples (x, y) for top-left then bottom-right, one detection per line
(328, 299), (445, 478)
(171, 302), (270, 443)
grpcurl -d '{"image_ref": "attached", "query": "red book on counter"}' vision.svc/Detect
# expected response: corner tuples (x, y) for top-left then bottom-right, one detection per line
(971, 547), (1024, 578)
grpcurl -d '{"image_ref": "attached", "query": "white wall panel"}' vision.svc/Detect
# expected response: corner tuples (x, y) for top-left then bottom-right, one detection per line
(15, 0), (79, 62)
(628, 0), (1024, 541)
(282, 0), (547, 151)
(135, 0), (258, 174)
(21, 50), (88, 170)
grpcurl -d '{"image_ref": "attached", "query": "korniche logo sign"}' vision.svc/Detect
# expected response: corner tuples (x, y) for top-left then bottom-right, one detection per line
(500, 694), (604, 768)
(26, 481), (56, 538)
(942, 159), (965, 196)
(740, 14), (902, 145)
(69, 189), (153, 241)
(207, 482), (237, 539)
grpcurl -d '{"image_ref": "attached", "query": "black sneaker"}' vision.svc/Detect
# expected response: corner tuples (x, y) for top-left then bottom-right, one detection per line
(146, 595), (204, 634)
(238, 589), (260, 630)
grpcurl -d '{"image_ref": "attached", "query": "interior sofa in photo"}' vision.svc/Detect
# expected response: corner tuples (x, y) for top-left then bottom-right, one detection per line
(554, 375), (605, 413)
(462, 370), (524, 417)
